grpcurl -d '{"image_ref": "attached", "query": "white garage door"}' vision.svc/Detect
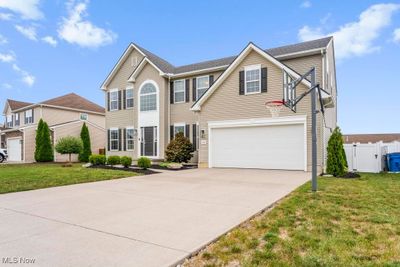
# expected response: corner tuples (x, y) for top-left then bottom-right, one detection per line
(210, 123), (305, 170)
(8, 138), (22, 162)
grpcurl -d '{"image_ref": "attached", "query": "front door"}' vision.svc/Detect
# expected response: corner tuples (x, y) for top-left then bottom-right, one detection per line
(140, 126), (157, 157)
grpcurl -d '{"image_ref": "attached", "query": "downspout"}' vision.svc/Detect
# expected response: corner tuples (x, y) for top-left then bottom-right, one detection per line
(166, 74), (173, 143)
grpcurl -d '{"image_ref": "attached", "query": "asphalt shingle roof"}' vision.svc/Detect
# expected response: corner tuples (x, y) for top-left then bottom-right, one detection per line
(7, 99), (33, 110)
(41, 93), (105, 114)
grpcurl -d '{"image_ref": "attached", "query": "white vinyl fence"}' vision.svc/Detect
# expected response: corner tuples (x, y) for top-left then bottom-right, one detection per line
(344, 141), (400, 173)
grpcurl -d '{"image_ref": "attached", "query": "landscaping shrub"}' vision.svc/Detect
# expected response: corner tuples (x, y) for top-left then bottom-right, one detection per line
(78, 123), (92, 162)
(107, 155), (121, 166)
(89, 154), (106, 165)
(165, 132), (193, 163)
(137, 156), (151, 169)
(120, 156), (132, 168)
(326, 127), (348, 177)
(55, 136), (83, 164)
(35, 119), (54, 162)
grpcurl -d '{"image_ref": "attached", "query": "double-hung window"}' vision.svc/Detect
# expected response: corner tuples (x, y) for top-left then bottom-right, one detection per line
(196, 76), (209, 100)
(80, 113), (88, 120)
(6, 115), (12, 128)
(126, 127), (134, 151)
(110, 90), (119, 111)
(174, 123), (185, 137)
(140, 83), (157, 111)
(174, 80), (185, 103)
(110, 128), (119, 151)
(126, 88), (134, 109)
(15, 113), (19, 126)
(25, 109), (33, 124)
(244, 65), (261, 94)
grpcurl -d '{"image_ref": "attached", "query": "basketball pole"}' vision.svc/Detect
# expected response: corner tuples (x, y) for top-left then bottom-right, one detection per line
(310, 67), (318, 192)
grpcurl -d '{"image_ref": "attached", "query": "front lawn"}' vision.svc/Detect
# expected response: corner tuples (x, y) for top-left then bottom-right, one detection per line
(0, 163), (137, 194)
(184, 173), (400, 266)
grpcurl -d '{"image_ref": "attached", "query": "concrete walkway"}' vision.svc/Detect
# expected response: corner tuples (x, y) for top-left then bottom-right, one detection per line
(0, 168), (309, 267)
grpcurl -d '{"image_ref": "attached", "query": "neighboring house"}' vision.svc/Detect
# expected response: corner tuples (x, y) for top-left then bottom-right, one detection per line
(343, 134), (400, 144)
(1, 93), (106, 162)
(0, 124), (7, 148)
(101, 37), (337, 172)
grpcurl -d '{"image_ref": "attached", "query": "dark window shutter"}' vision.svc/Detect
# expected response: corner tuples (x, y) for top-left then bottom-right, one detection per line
(107, 129), (110, 151)
(107, 92), (110, 111)
(192, 124), (197, 149)
(118, 129), (122, 151)
(24, 111), (26, 124)
(185, 124), (190, 138)
(239, 71), (245, 95)
(123, 128), (126, 151)
(261, 67), (268, 92)
(185, 79), (190, 102)
(170, 81), (174, 104)
(192, 78), (197, 101)
(209, 75), (214, 86)
(31, 109), (34, 123)
(118, 91), (122, 110)
(123, 90), (126, 109)
(170, 125), (174, 141)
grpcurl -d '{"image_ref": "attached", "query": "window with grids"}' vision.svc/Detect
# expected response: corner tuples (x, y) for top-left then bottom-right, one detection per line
(174, 125), (185, 136)
(140, 83), (157, 111)
(174, 80), (185, 103)
(80, 113), (88, 120)
(245, 66), (261, 94)
(196, 76), (209, 100)
(126, 128), (134, 150)
(126, 88), (134, 108)
(110, 129), (119, 151)
(15, 113), (19, 126)
(25, 109), (33, 124)
(110, 90), (119, 111)
(6, 115), (12, 127)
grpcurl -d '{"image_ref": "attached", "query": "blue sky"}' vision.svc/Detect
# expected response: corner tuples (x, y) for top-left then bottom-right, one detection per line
(0, 0), (399, 134)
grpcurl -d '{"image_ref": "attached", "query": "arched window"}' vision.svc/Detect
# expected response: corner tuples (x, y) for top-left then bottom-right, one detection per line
(140, 83), (157, 111)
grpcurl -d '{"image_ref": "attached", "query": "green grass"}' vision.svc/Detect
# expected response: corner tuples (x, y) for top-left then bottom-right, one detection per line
(185, 173), (400, 267)
(0, 163), (137, 194)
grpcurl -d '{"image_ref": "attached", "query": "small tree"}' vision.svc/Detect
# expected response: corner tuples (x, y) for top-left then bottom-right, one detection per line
(326, 127), (347, 177)
(34, 119), (44, 161)
(78, 123), (92, 162)
(165, 132), (193, 163)
(35, 119), (54, 162)
(55, 136), (83, 164)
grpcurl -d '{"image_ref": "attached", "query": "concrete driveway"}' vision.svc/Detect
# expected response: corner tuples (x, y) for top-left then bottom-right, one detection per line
(0, 168), (309, 267)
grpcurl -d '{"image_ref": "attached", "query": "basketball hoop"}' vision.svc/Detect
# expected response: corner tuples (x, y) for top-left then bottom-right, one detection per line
(265, 100), (284, 117)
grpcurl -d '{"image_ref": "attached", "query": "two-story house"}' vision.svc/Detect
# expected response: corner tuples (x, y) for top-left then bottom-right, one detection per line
(101, 37), (337, 171)
(1, 93), (106, 162)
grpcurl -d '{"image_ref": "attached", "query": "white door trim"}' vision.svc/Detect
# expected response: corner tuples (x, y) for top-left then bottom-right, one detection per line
(208, 115), (307, 171)
(7, 137), (22, 162)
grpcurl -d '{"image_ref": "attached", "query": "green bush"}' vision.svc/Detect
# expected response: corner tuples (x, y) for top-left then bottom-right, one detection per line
(120, 156), (132, 168)
(137, 156), (151, 169)
(35, 119), (54, 162)
(326, 127), (348, 177)
(78, 123), (92, 162)
(89, 154), (106, 165)
(107, 155), (121, 166)
(55, 136), (82, 163)
(165, 132), (194, 163)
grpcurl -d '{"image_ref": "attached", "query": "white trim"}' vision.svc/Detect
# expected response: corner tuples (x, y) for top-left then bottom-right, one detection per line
(125, 88), (134, 109)
(173, 122), (186, 137)
(12, 104), (105, 116)
(244, 64), (261, 95)
(80, 113), (88, 121)
(109, 128), (119, 152)
(191, 43), (312, 111)
(125, 126), (135, 151)
(109, 88), (119, 111)
(6, 137), (23, 162)
(173, 79), (186, 104)
(127, 57), (165, 82)
(171, 65), (228, 78)
(207, 115), (307, 171)
(101, 43), (146, 90)
(274, 47), (325, 60)
(196, 75), (209, 101)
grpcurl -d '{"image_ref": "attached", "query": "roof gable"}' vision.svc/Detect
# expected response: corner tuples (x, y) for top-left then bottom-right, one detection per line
(191, 43), (312, 111)
(3, 99), (33, 114)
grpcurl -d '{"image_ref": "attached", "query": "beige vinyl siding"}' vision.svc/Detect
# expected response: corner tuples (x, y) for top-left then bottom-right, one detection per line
(23, 127), (36, 162)
(53, 121), (105, 162)
(197, 50), (324, 172)
(42, 107), (104, 127)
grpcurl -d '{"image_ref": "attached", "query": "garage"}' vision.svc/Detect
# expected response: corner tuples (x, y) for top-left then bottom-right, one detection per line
(7, 138), (22, 162)
(209, 117), (306, 170)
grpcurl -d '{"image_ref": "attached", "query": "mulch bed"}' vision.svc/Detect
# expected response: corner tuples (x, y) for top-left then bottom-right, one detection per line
(89, 165), (159, 175)
(147, 164), (198, 171)
(339, 172), (361, 179)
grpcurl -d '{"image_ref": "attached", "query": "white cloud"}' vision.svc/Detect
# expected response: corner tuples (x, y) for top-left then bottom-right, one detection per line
(0, 52), (15, 62)
(301, 1), (311, 8)
(393, 28), (400, 44)
(15, 25), (37, 41)
(42, 36), (57, 47)
(12, 63), (35, 86)
(0, 33), (7, 44)
(58, 0), (117, 48)
(298, 3), (400, 59)
(0, 12), (12, 20)
(2, 83), (11, 89)
(0, 0), (43, 20)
